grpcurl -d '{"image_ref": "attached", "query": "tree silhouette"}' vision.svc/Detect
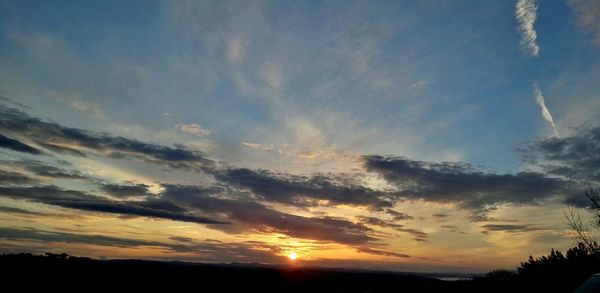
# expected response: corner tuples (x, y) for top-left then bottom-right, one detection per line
(515, 243), (600, 292)
(565, 187), (600, 251)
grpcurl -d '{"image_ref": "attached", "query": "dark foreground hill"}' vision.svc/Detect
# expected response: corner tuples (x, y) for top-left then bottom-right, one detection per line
(0, 253), (451, 292)
(0, 252), (595, 292)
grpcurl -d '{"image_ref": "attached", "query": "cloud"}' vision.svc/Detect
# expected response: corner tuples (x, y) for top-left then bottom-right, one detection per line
(225, 35), (244, 64)
(166, 237), (288, 263)
(0, 185), (226, 225)
(355, 215), (404, 229)
(160, 184), (378, 245)
(0, 170), (38, 185)
(355, 215), (429, 242)
(0, 179), (386, 247)
(515, 0), (540, 57)
(409, 80), (429, 93)
(481, 224), (546, 233)
(0, 96), (580, 252)
(8, 160), (88, 179)
(175, 123), (210, 137)
(517, 126), (600, 188)
(568, 0), (600, 46)
(99, 183), (152, 198)
(0, 226), (164, 248)
(533, 84), (559, 137)
(0, 104), (413, 248)
(355, 246), (410, 258)
(385, 209), (414, 221)
(0, 133), (42, 155)
(440, 225), (465, 234)
(0, 105), (214, 170)
(363, 155), (571, 218)
(0, 205), (81, 219)
(70, 99), (105, 119)
(34, 142), (87, 157)
(0, 206), (47, 216)
(214, 168), (393, 210)
(0, 226), (288, 264)
(242, 142), (278, 152)
(0, 95), (30, 109)
(397, 228), (429, 242)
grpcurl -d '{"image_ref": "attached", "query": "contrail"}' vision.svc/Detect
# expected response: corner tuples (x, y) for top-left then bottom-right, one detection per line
(515, 0), (540, 57)
(533, 83), (559, 137)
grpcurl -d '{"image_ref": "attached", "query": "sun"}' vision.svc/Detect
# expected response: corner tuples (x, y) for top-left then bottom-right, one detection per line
(287, 252), (298, 261)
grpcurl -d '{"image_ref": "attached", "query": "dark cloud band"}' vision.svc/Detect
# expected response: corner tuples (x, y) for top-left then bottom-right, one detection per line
(363, 155), (572, 217)
(0, 105), (214, 170)
(0, 133), (42, 155)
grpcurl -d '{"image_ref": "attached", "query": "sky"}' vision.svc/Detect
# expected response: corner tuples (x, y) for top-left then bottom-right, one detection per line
(0, 0), (599, 273)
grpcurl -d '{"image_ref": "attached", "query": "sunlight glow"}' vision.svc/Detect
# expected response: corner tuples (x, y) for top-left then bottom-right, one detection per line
(288, 252), (298, 261)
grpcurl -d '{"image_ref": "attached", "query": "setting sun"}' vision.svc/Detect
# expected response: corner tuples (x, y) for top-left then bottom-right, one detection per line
(288, 252), (298, 261)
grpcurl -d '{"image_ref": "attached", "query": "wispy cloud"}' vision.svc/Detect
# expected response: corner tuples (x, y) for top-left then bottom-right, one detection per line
(515, 0), (540, 57)
(225, 35), (244, 65)
(175, 123), (211, 137)
(70, 99), (105, 119)
(568, 0), (600, 46)
(533, 83), (559, 137)
(481, 224), (547, 233)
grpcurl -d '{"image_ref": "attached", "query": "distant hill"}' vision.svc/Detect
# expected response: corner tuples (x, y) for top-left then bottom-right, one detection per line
(0, 252), (595, 292)
(0, 252), (474, 292)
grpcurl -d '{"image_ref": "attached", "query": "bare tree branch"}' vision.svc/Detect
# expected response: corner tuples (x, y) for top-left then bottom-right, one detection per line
(564, 205), (596, 250)
(585, 187), (600, 228)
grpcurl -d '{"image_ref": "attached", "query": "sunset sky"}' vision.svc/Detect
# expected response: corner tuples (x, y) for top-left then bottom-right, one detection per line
(1, 0), (599, 273)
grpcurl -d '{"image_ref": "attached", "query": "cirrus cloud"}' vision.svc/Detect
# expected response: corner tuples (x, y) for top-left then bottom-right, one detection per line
(515, 0), (540, 57)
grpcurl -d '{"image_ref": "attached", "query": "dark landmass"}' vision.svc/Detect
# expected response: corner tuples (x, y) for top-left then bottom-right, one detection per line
(0, 250), (598, 292)
(0, 253), (450, 292)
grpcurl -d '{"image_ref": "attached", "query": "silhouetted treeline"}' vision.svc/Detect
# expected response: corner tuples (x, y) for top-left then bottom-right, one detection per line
(1, 245), (599, 292)
(465, 243), (600, 292)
